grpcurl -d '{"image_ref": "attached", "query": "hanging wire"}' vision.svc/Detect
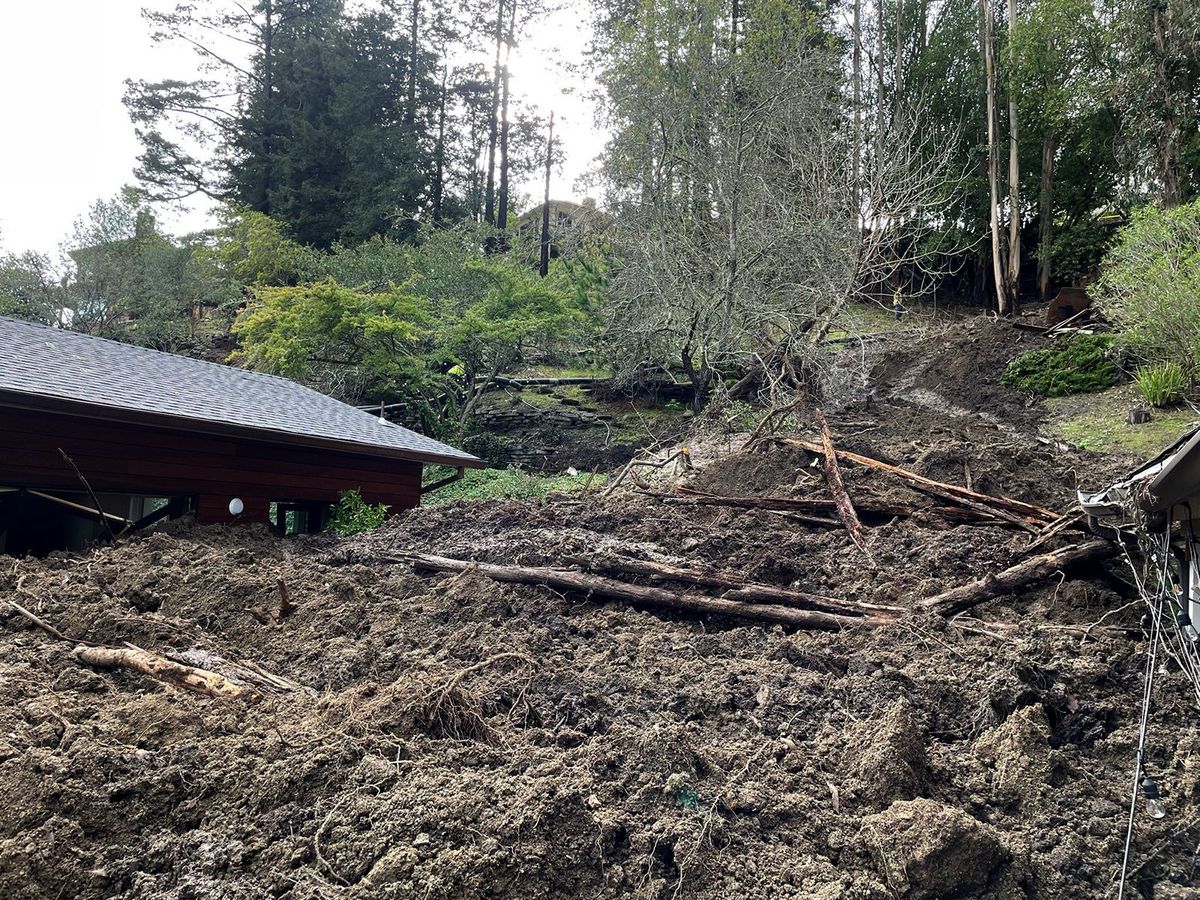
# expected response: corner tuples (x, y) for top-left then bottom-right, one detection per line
(1117, 556), (1164, 900)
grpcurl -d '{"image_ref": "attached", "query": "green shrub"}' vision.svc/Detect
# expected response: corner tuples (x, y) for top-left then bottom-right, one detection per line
(326, 489), (388, 536)
(1000, 334), (1118, 397)
(1097, 200), (1200, 369)
(460, 429), (512, 467)
(1135, 361), (1188, 408)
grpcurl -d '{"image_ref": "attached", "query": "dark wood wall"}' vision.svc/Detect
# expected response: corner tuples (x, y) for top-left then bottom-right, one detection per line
(0, 406), (423, 524)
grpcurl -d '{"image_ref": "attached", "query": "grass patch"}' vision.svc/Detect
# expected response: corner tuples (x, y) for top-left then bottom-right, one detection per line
(514, 364), (609, 379)
(1045, 384), (1199, 457)
(423, 466), (605, 504)
(1001, 334), (1118, 397)
(1135, 361), (1187, 408)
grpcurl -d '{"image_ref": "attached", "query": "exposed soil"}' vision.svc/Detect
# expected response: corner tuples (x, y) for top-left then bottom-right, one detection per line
(1, 323), (1195, 899)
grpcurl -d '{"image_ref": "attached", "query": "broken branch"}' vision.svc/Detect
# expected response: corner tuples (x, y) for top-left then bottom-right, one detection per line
(779, 437), (1056, 528)
(74, 645), (258, 700)
(919, 540), (1113, 616)
(393, 552), (887, 630)
(815, 409), (873, 562)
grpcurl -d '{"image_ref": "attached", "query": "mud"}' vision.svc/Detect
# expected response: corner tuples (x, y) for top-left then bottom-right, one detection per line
(0, 323), (1194, 899)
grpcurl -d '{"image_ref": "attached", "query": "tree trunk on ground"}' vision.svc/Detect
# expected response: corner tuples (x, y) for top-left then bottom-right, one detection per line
(395, 553), (888, 630)
(74, 646), (256, 699)
(919, 540), (1113, 616)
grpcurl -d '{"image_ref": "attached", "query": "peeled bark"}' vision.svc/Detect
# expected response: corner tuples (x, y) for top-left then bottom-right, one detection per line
(1004, 0), (1021, 305)
(981, 0), (1009, 314)
(815, 409), (872, 560)
(75, 646), (255, 700)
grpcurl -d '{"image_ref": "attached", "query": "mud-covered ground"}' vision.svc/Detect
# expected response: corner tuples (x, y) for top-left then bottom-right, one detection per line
(2, 320), (1197, 899)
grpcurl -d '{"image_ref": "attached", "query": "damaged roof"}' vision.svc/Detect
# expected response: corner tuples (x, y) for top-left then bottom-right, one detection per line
(1079, 424), (1200, 518)
(0, 315), (481, 468)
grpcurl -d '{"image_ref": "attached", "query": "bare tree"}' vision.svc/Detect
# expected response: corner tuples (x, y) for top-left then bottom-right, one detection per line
(603, 25), (964, 412)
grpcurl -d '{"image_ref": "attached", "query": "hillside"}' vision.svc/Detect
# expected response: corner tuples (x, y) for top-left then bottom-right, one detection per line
(1, 319), (1196, 899)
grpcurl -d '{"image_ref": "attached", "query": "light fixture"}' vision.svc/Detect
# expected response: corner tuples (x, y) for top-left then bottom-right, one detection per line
(1141, 776), (1167, 819)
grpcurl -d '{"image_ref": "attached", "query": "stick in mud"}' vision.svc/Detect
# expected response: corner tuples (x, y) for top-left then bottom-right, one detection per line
(814, 409), (873, 563)
(74, 645), (258, 700)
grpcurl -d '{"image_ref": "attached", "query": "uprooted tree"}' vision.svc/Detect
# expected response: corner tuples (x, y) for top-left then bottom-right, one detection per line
(597, 0), (964, 412)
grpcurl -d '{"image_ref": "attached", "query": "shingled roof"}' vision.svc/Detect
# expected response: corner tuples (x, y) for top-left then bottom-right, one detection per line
(0, 316), (481, 468)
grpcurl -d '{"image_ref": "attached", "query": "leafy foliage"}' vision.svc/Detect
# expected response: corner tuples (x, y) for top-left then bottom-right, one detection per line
(230, 225), (593, 424)
(1135, 362), (1188, 408)
(326, 489), (389, 536)
(1098, 200), (1200, 368)
(1001, 334), (1118, 396)
(232, 279), (432, 401)
(0, 249), (59, 325)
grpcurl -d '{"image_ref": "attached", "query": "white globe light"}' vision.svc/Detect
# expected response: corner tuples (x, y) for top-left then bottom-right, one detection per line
(228, 498), (245, 516)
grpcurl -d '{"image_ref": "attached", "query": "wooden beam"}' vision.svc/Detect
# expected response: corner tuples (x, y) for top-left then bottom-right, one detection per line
(25, 489), (131, 526)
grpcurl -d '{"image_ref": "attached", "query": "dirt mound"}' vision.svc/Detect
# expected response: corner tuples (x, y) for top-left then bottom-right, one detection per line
(870, 319), (1047, 431)
(0, 327), (1191, 899)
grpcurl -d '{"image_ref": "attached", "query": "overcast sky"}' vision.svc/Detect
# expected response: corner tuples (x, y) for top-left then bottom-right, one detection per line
(0, 0), (604, 255)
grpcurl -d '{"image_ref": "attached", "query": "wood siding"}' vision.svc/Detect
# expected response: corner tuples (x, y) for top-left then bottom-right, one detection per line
(0, 406), (423, 524)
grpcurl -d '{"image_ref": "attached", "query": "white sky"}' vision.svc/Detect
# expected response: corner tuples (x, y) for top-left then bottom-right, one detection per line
(0, 0), (604, 255)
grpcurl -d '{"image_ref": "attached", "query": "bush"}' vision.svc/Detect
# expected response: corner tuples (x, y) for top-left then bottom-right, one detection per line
(1000, 334), (1118, 397)
(1135, 362), (1187, 408)
(460, 429), (512, 467)
(326, 489), (388, 536)
(1097, 200), (1200, 368)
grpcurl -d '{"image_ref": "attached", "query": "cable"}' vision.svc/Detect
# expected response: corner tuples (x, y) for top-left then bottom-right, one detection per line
(1118, 572), (1164, 900)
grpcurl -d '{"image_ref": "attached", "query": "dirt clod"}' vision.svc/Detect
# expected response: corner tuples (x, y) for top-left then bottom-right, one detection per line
(860, 798), (1010, 898)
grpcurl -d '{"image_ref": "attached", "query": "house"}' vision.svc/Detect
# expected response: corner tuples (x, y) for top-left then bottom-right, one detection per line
(1078, 425), (1200, 627)
(0, 315), (481, 554)
(514, 198), (608, 260)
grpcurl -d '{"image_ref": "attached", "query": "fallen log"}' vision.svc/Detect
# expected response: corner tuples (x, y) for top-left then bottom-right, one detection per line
(74, 645), (257, 700)
(662, 487), (999, 528)
(393, 552), (889, 630)
(815, 410), (873, 561)
(779, 437), (1056, 528)
(918, 539), (1114, 617)
(574, 555), (905, 618)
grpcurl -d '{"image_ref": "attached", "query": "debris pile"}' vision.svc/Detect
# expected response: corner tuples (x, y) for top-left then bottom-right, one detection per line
(0, 328), (1195, 899)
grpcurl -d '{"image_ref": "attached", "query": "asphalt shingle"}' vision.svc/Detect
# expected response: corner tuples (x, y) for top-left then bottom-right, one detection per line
(0, 316), (479, 466)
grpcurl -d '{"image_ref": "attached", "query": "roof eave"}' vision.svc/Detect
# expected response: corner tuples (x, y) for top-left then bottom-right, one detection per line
(0, 388), (485, 470)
